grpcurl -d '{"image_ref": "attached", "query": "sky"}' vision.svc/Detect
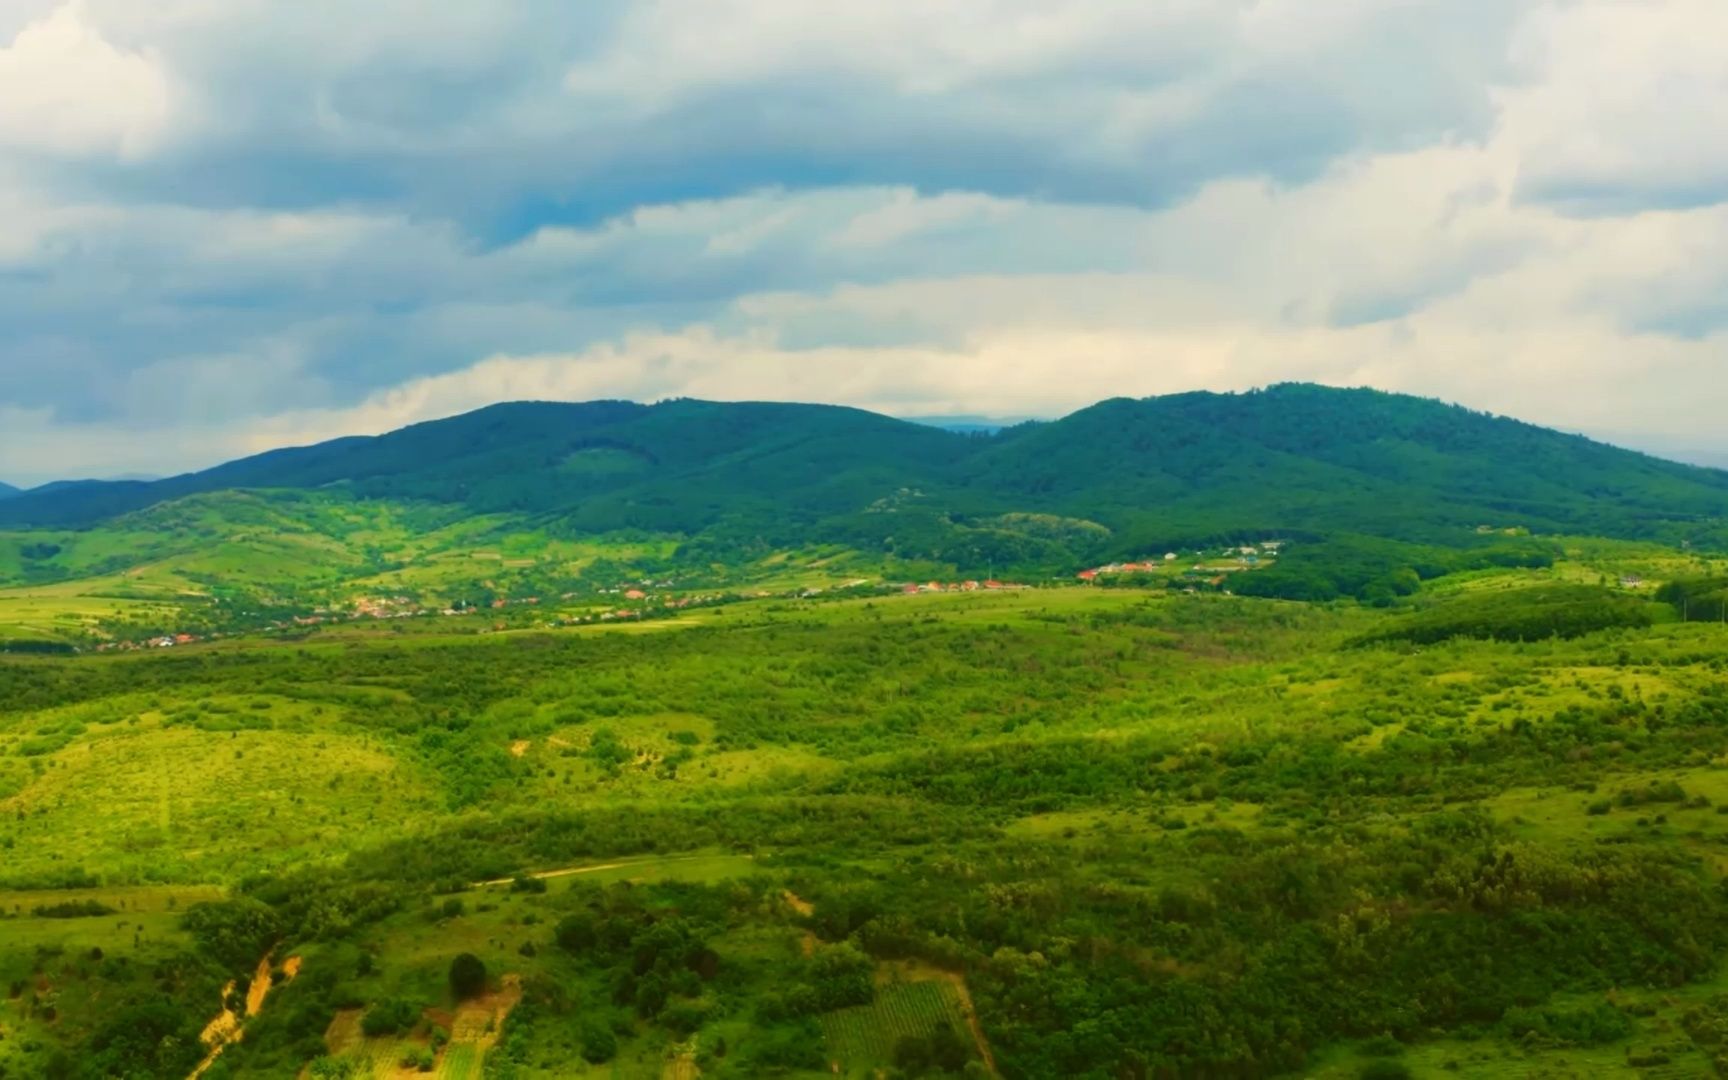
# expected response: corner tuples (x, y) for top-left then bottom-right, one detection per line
(0, 0), (1725, 486)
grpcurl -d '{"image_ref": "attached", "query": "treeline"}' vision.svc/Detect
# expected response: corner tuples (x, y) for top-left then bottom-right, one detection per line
(1361, 585), (1658, 645)
(1658, 577), (1728, 622)
(1232, 534), (1555, 604)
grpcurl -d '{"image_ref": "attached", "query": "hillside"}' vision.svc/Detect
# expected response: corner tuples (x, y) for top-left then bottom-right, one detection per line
(0, 482), (17, 500)
(10, 393), (1728, 1079)
(965, 386), (1728, 544)
(1, 386), (1725, 633)
(4, 388), (1724, 550)
(0, 400), (968, 529)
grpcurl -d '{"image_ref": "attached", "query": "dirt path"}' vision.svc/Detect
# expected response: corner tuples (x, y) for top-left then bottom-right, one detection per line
(188, 953), (301, 1080)
(471, 853), (750, 889)
(933, 971), (997, 1077)
(450, 972), (522, 1049)
(243, 953), (277, 1016)
(472, 862), (628, 887)
(783, 890), (817, 957)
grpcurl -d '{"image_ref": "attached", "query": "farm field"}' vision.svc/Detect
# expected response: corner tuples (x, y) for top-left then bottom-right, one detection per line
(818, 978), (973, 1076)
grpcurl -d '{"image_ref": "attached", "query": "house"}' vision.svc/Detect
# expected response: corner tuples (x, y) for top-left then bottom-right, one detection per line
(625, 589), (647, 601)
(984, 580), (1004, 589)
(1164, 553), (1178, 561)
(902, 584), (920, 595)
(963, 581), (980, 591)
(1077, 569), (1098, 581)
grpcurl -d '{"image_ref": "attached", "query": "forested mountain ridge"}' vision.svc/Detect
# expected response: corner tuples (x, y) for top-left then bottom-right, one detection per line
(0, 481), (17, 500)
(3, 385), (1725, 552)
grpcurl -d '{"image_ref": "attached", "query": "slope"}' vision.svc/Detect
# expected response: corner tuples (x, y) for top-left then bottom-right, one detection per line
(1, 386), (1724, 559)
(0, 400), (969, 529)
(965, 385), (1728, 546)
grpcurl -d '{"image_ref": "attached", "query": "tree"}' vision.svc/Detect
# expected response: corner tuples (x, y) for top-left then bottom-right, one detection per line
(809, 942), (874, 1010)
(556, 912), (598, 954)
(449, 953), (487, 1000)
(182, 897), (282, 970)
(580, 1020), (617, 1064)
(362, 998), (420, 1037)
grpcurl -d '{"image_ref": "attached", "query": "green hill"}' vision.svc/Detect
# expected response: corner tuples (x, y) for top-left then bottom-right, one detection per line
(1, 386), (1724, 600)
(966, 386), (1728, 544)
(10, 387), (1728, 536)
(0, 482), (18, 500)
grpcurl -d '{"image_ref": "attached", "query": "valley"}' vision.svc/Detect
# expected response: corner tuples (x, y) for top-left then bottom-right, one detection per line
(3, 388), (1728, 1079)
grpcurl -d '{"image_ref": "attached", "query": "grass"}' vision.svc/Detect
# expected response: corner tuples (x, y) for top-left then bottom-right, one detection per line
(0, 712), (436, 885)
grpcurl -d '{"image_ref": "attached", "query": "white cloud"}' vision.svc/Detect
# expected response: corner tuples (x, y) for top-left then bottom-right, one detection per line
(0, 2), (176, 159)
(1505, 0), (1728, 212)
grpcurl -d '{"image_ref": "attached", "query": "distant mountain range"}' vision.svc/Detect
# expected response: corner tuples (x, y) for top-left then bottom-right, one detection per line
(0, 482), (17, 500)
(905, 414), (1027, 435)
(3, 386), (1726, 557)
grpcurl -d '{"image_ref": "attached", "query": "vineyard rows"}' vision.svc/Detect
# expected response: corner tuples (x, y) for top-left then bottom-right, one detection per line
(819, 981), (967, 1069)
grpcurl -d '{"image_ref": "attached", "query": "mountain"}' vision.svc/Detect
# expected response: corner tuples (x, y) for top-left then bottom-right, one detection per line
(904, 414), (1027, 435)
(0, 400), (967, 530)
(0, 482), (17, 500)
(3, 386), (1726, 557)
(960, 386), (1728, 544)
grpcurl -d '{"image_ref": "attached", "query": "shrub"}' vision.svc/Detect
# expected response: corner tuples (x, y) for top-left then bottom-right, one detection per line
(361, 998), (420, 1037)
(449, 953), (487, 1000)
(580, 1020), (618, 1064)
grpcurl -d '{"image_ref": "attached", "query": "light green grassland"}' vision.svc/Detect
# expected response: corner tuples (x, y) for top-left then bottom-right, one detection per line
(6, 569), (1728, 1078)
(0, 490), (942, 644)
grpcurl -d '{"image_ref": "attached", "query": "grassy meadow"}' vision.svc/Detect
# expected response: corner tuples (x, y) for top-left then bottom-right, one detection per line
(7, 544), (1728, 1078)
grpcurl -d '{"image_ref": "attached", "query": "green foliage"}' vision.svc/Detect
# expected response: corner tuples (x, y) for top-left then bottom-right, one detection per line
(578, 1019), (617, 1064)
(1236, 534), (1553, 604)
(361, 997), (420, 1037)
(30, 899), (116, 918)
(1362, 584), (1657, 645)
(809, 942), (876, 1011)
(1501, 1001), (1633, 1047)
(13, 560), (1728, 1077)
(448, 952), (487, 999)
(182, 897), (282, 971)
(894, 1023), (974, 1076)
(1658, 576), (1728, 621)
(82, 1000), (207, 1079)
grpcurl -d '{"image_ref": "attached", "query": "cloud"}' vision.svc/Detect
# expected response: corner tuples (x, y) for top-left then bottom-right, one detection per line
(0, 2), (176, 159)
(0, 0), (1725, 487)
(1505, 0), (1728, 214)
(10, 0), (1529, 233)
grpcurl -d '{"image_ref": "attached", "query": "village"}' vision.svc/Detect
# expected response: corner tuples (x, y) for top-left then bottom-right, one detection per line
(1075, 540), (1286, 589)
(87, 543), (1287, 653)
